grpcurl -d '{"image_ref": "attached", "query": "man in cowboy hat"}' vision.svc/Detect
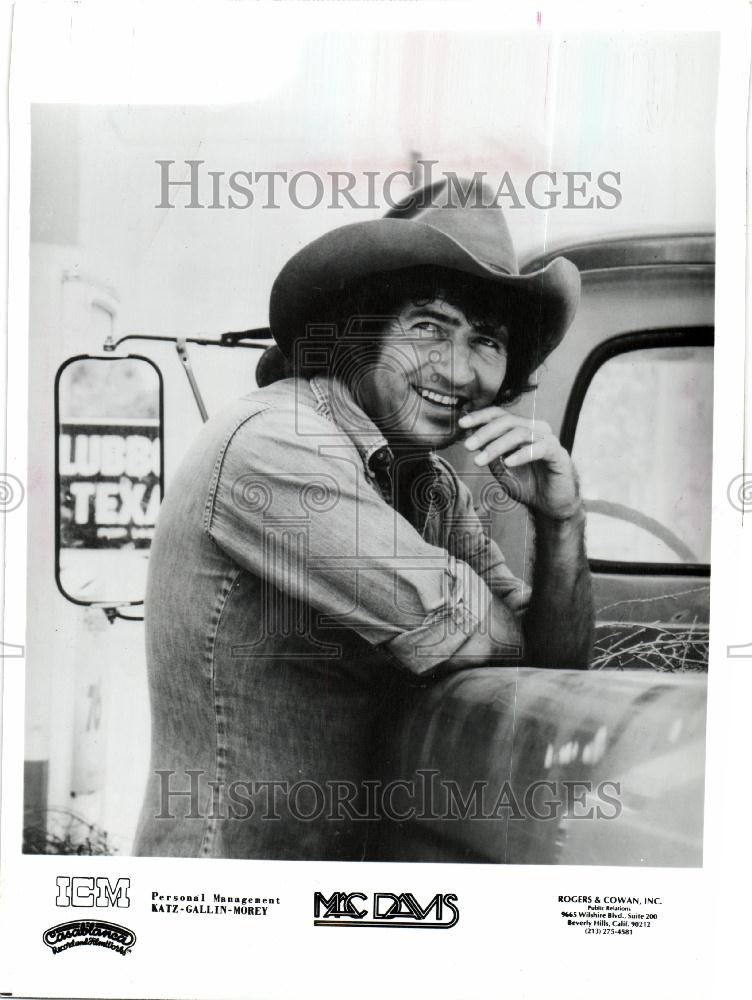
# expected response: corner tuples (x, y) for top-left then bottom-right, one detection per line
(134, 177), (593, 861)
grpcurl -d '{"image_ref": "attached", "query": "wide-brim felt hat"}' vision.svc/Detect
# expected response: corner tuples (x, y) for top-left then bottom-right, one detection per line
(269, 177), (580, 376)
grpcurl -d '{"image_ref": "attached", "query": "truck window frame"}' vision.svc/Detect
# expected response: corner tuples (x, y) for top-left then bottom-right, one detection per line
(560, 326), (714, 578)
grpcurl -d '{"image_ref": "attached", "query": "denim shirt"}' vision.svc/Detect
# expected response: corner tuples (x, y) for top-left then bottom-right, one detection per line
(134, 375), (529, 860)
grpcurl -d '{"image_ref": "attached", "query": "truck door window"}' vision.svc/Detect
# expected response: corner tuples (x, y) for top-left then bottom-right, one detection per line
(569, 334), (713, 569)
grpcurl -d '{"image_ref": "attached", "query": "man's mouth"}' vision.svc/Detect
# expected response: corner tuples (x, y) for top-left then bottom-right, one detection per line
(413, 385), (466, 410)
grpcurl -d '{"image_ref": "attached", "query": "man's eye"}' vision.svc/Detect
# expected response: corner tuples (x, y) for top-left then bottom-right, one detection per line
(412, 321), (441, 336)
(476, 336), (503, 352)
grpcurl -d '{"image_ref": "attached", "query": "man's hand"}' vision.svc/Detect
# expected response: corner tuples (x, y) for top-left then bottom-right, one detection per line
(459, 408), (581, 521)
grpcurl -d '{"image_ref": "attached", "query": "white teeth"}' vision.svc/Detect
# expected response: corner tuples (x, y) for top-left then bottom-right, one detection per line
(415, 386), (461, 408)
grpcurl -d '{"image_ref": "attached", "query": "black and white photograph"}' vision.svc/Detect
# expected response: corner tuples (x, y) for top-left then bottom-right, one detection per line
(0, 3), (749, 999)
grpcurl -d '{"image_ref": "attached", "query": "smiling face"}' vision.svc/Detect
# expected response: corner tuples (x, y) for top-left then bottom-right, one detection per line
(350, 296), (509, 453)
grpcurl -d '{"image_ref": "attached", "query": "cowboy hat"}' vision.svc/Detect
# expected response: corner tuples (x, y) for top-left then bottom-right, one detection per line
(269, 177), (580, 377)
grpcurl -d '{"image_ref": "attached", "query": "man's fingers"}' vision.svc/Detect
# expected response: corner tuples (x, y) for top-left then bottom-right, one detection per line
(460, 408), (530, 432)
(458, 406), (505, 427)
(460, 408), (552, 432)
(505, 440), (550, 468)
(465, 419), (524, 453)
(463, 414), (541, 450)
(473, 427), (536, 465)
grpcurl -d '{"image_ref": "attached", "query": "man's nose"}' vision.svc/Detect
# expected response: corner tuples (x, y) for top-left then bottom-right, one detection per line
(428, 339), (475, 388)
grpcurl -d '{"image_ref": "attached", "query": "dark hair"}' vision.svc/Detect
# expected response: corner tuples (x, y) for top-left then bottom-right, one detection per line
(290, 265), (538, 405)
(255, 344), (291, 387)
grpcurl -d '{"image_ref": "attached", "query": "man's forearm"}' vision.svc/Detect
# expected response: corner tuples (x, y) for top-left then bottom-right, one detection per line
(522, 504), (594, 668)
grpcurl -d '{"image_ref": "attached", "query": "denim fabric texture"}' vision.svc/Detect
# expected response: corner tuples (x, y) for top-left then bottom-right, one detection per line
(133, 375), (528, 859)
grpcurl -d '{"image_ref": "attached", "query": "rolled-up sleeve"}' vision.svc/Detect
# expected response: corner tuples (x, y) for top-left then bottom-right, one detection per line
(204, 404), (510, 675)
(440, 464), (532, 614)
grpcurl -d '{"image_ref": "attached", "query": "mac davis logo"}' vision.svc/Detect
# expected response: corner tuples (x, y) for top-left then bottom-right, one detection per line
(313, 891), (459, 928)
(42, 920), (136, 956)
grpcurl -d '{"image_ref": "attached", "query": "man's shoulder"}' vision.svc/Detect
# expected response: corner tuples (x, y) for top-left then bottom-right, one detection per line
(213, 377), (335, 440)
(235, 376), (320, 418)
(210, 377), (367, 471)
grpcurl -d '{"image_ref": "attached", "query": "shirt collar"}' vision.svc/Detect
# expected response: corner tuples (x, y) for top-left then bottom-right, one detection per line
(309, 374), (392, 477)
(308, 374), (448, 489)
